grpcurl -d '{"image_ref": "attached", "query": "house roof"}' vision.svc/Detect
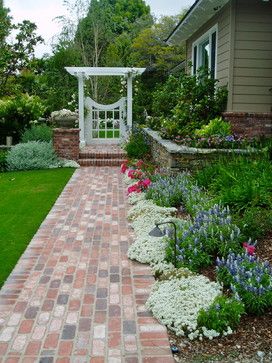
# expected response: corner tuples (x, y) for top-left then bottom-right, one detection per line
(166, 0), (229, 44)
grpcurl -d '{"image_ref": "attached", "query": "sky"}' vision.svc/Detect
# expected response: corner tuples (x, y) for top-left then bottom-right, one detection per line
(5, 0), (194, 57)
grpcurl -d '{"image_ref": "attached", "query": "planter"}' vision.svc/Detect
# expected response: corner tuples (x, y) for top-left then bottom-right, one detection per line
(54, 115), (78, 128)
(143, 128), (260, 171)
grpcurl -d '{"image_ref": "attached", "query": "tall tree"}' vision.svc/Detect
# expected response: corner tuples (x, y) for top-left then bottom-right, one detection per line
(0, 3), (43, 96)
(130, 14), (184, 71)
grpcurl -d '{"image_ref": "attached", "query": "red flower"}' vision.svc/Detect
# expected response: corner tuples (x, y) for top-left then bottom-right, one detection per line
(136, 159), (144, 169)
(120, 163), (128, 174)
(243, 242), (256, 255)
(128, 184), (141, 194)
(142, 178), (151, 188)
(128, 169), (143, 179)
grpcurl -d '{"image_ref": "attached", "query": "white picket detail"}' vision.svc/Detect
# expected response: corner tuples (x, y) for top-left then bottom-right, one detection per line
(84, 97), (126, 144)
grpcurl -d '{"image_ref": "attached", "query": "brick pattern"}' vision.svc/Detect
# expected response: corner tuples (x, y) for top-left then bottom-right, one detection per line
(0, 167), (174, 363)
(53, 128), (80, 161)
(223, 112), (272, 138)
(78, 145), (127, 167)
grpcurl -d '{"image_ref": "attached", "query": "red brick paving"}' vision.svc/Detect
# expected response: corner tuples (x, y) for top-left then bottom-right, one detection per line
(0, 167), (174, 362)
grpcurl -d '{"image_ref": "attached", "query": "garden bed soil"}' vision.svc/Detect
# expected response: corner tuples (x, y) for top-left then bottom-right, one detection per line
(169, 233), (272, 363)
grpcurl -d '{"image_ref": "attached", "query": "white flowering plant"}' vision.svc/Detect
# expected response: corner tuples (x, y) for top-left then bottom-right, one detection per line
(51, 109), (78, 119)
(146, 274), (223, 339)
(128, 235), (167, 264)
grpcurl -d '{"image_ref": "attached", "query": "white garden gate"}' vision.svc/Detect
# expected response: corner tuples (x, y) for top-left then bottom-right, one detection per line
(84, 97), (126, 144)
(65, 67), (146, 146)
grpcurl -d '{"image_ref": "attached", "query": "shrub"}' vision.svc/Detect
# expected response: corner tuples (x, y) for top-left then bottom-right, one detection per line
(197, 295), (245, 335)
(195, 157), (272, 212)
(195, 117), (232, 137)
(234, 207), (272, 241)
(124, 128), (150, 159)
(152, 75), (182, 118)
(0, 150), (7, 172)
(217, 252), (272, 315)
(6, 141), (59, 171)
(21, 124), (53, 143)
(0, 94), (46, 144)
(152, 69), (228, 139)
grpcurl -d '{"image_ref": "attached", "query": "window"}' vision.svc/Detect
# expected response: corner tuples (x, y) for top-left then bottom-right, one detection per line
(192, 25), (217, 78)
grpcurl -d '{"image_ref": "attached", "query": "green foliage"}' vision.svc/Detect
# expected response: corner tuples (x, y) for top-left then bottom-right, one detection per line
(0, 149), (7, 172)
(151, 70), (228, 138)
(124, 128), (150, 159)
(21, 124), (53, 143)
(234, 207), (272, 241)
(130, 14), (184, 71)
(112, 0), (151, 34)
(197, 295), (245, 334)
(195, 157), (272, 212)
(0, 94), (46, 143)
(152, 75), (182, 117)
(217, 253), (272, 315)
(0, 168), (74, 286)
(195, 117), (232, 137)
(0, 12), (43, 96)
(6, 141), (59, 171)
(40, 47), (80, 112)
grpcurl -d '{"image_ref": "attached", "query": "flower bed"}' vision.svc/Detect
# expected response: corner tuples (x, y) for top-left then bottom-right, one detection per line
(143, 128), (259, 172)
(121, 158), (272, 348)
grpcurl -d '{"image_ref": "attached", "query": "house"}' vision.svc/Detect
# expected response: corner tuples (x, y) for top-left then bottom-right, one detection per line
(166, 0), (272, 138)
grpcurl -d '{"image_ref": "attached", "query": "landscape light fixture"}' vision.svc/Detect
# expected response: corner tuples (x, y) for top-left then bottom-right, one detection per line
(149, 221), (178, 267)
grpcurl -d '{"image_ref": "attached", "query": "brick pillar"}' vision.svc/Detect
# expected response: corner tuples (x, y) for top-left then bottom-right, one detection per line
(223, 112), (272, 138)
(53, 128), (80, 161)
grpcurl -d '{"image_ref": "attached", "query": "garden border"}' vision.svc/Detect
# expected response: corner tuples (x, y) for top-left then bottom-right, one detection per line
(143, 128), (259, 171)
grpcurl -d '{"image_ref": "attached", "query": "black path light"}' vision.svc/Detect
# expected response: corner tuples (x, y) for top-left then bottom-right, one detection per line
(149, 221), (178, 267)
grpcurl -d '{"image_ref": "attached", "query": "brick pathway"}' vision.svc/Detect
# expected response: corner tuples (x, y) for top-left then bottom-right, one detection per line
(0, 167), (174, 363)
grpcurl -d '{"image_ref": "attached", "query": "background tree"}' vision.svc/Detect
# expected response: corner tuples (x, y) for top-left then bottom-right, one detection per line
(0, 3), (43, 96)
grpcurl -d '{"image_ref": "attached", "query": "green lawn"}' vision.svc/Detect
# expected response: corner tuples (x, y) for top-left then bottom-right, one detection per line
(93, 130), (120, 139)
(0, 168), (75, 287)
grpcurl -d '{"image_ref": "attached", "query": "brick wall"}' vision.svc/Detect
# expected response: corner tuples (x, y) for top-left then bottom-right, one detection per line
(53, 128), (80, 161)
(223, 112), (272, 138)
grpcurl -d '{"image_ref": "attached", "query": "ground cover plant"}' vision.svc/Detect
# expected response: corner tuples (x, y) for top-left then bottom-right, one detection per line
(6, 141), (59, 171)
(121, 157), (272, 361)
(0, 168), (75, 286)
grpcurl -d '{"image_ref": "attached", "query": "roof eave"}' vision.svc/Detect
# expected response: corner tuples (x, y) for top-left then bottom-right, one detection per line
(166, 0), (230, 45)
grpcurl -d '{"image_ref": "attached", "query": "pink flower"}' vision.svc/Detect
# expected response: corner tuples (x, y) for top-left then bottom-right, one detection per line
(128, 169), (143, 179)
(127, 169), (134, 178)
(142, 178), (151, 188)
(243, 242), (256, 255)
(128, 183), (141, 194)
(121, 163), (128, 174)
(136, 160), (144, 169)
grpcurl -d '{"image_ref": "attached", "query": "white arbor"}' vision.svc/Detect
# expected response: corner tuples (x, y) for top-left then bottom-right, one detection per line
(65, 67), (145, 146)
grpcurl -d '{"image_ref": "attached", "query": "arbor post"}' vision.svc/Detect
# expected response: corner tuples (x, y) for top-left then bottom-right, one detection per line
(127, 72), (133, 128)
(78, 72), (85, 147)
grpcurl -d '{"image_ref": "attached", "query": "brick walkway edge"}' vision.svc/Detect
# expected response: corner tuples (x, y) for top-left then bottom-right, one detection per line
(0, 167), (174, 363)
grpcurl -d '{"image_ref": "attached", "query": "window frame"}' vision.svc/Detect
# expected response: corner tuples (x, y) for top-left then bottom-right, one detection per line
(191, 24), (218, 78)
